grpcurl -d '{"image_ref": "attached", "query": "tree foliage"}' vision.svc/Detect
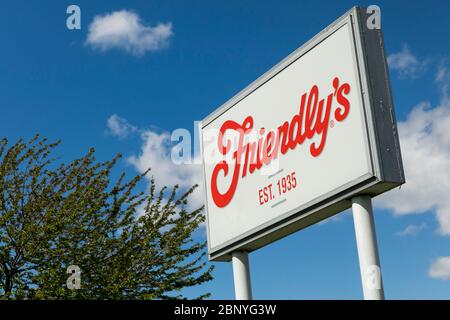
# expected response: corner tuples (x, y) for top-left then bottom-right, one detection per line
(0, 135), (213, 299)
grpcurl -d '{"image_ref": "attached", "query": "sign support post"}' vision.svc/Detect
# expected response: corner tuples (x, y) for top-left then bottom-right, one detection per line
(352, 195), (385, 300)
(232, 251), (253, 300)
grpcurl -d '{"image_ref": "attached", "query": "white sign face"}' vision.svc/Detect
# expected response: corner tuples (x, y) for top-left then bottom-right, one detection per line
(200, 7), (404, 261)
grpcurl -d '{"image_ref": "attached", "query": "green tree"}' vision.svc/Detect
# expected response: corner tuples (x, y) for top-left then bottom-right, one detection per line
(0, 135), (213, 299)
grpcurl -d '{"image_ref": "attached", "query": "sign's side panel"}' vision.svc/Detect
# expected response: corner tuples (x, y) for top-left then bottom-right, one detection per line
(356, 7), (405, 184)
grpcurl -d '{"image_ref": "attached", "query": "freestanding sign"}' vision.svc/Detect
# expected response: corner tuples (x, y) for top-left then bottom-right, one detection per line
(199, 6), (404, 299)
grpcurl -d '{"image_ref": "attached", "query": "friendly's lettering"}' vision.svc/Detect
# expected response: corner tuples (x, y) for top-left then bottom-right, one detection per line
(211, 77), (351, 208)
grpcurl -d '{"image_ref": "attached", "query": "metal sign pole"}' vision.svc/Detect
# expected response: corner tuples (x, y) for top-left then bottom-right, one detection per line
(232, 251), (253, 300)
(352, 195), (385, 300)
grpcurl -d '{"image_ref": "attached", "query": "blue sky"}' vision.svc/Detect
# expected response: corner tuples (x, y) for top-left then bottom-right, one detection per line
(1, 1), (450, 299)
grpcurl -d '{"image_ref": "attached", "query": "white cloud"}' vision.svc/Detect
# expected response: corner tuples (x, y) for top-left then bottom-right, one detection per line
(375, 67), (450, 236)
(429, 257), (450, 280)
(396, 223), (427, 236)
(106, 114), (138, 139)
(387, 46), (425, 79)
(86, 10), (173, 56)
(127, 130), (204, 209)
